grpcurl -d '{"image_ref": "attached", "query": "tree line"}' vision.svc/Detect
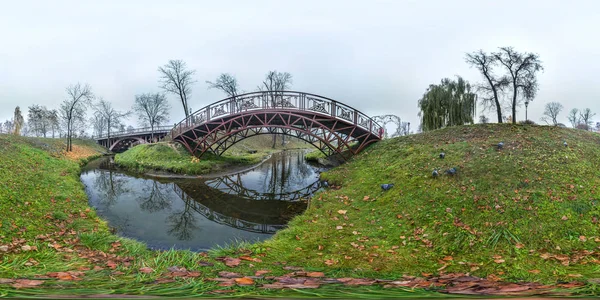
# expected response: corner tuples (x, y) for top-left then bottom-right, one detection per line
(1, 59), (297, 151)
(418, 46), (598, 132)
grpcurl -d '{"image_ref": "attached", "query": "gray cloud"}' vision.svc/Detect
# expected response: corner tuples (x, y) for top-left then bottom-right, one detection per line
(1, 0), (599, 129)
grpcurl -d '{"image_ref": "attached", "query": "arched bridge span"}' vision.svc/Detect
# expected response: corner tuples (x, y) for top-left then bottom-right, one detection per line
(171, 91), (383, 158)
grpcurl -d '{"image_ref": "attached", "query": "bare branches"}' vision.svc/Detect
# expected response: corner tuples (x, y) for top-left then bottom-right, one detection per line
(94, 98), (131, 141)
(540, 102), (563, 125)
(158, 60), (196, 118)
(493, 47), (544, 123)
(60, 83), (94, 151)
(133, 93), (170, 139)
(579, 108), (596, 130)
(465, 50), (508, 123)
(567, 108), (579, 128)
(206, 73), (239, 98)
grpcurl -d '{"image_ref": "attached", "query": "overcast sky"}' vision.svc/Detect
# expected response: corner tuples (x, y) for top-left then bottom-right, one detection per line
(1, 0), (599, 130)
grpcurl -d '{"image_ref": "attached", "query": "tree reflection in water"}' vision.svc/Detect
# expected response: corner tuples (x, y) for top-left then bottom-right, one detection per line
(92, 169), (129, 206)
(82, 150), (324, 248)
(166, 197), (199, 241)
(137, 181), (172, 213)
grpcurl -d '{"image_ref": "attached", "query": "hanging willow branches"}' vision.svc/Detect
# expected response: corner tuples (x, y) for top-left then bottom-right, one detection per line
(418, 76), (477, 131)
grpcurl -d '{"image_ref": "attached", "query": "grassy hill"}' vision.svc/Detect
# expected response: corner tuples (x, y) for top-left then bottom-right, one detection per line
(263, 124), (600, 282)
(1, 126), (599, 297)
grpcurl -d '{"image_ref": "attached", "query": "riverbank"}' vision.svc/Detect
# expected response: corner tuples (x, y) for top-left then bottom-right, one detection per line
(2, 125), (600, 297)
(114, 136), (312, 176)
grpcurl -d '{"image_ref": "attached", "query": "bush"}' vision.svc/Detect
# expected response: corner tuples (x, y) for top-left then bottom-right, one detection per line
(519, 120), (536, 125)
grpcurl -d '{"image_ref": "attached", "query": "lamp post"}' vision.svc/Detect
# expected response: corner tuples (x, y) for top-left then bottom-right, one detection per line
(525, 101), (529, 121)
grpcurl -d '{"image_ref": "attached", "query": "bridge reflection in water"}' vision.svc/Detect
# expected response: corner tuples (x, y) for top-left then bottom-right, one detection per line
(80, 150), (323, 251)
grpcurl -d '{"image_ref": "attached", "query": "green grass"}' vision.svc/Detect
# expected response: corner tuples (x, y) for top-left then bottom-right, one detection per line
(304, 149), (326, 162)
(263, 124), (600, 283)
(113, 142), (264, 175)
(114, 135), (311, 175)
(2, 125), (600, 297)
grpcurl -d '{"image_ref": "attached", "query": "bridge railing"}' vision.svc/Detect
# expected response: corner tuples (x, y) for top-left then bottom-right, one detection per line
(95, 125), (173, 140)
(171, 91), (383, 139)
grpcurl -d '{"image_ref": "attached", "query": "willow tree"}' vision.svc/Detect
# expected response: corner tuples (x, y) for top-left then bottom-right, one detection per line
(418, 76), (477, 131)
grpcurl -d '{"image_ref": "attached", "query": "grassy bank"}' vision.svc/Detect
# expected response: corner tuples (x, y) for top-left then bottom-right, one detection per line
(263, 124), (600, 284)
(2, 125), (600, 297)
(114, 135), (311, 175)
(304, 149), (326, 162)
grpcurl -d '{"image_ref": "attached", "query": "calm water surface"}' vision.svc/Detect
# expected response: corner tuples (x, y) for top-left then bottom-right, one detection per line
(80, 150), (324, 251)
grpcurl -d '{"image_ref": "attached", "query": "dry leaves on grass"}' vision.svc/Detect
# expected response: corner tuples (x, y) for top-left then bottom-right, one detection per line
(47, 271), (85, 281)
(10, 279), (45, 289)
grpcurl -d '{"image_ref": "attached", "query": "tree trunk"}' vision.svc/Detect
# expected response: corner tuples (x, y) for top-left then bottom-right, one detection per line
(511, 79), (518, 124)
(272, 135), (276, 148)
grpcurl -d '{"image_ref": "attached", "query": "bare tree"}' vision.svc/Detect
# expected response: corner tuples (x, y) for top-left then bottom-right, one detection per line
(259, 71), (293, 105)
(27, 105), (52, 137)
(258, 70), (293, 147)
(94, 98), (131, 143)
(579, 108), (596, 130)
(206, 73), (239, 98)
(3, 120), (14, 134)
(90, 111), (106, 138)
(465, 50), (508, 123)
(13, 106), (24, 136)
(47, 109), (60, 138)
(60, 83), (93, 151)
(567, 108), (579, 128)
(158, 60), (196, 119)
(540, 102), (563, 126)
(493, 47), (544, 124)
(133, 93), (170, 140)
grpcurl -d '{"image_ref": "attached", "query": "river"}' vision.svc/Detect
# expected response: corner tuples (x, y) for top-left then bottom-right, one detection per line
(80, 150), (324, 251)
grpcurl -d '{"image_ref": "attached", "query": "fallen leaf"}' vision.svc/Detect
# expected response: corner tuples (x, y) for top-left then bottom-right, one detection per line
(494, 259), (505, 264)
(255, 270), (271, 276)
(568, 274), (583, 278)
(198, 261), (214, 267)
(240, 256), (262, 262)
(0, 278), (15, 284)
(218, 271), (241, 278)
(318, 245), (323, 250)
(336, 226), (343, 230)
(324, 259), (336, 266)
(234, 277), (254, 285)
(154, 278), (176, 284)
(167, 266), (187, 273)
(224, 257), (241, 267)
(515, 243), (524, 249)
(139, 267), (154, 274)
(363, 196), (370, 201)
(337, 210), (347, 215)
(561, 215), (568, 221)
(11, 279), (44, 289)
(306, 272), (325, 277)
(443, 256), (453, 261)
(528, 269), (540, 274)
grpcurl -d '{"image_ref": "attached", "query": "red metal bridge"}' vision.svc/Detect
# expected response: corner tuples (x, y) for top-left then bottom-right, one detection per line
(171, 91), (383, 158)
(94, 91), (383, 157)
